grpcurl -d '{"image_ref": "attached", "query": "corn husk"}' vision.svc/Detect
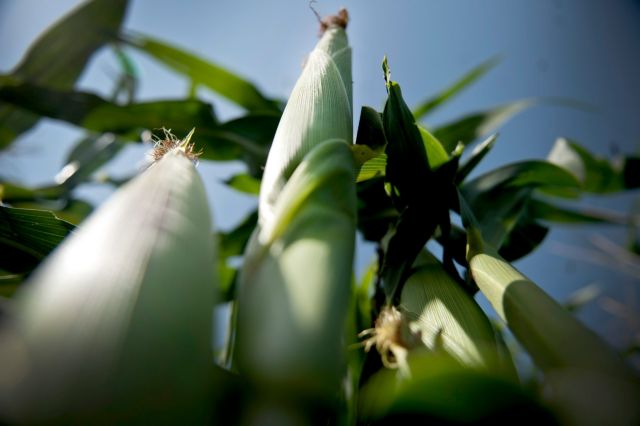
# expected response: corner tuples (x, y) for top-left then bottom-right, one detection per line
(0, 142), (216, 423)
(400, 251), (516, 376)
(234, 20), (356, 400)
(465, 224), (640, 425)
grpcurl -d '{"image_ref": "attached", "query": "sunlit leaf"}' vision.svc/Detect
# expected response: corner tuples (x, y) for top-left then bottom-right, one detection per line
(224, 173), (261, 195)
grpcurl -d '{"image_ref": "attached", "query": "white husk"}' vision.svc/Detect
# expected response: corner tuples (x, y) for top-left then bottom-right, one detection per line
(0, 149), (216, 422)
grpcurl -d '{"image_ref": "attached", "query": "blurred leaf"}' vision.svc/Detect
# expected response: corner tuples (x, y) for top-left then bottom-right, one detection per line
(217, 210), (258, 300)
(110, 44), (139, 103)
(413, 56), (500, 120)
(433, 99), (534, 152)
(529, 198), (629, 226)
(0, 206), (75, 286)
(0, 79), (217, 137)
(0, 0), (129, 148)
(456, 134), (498, 184)
(0, 181), (66, 203)
(204, 112), (277, 167)
(360, 353), (554, 424)
(57, 133), (125, 191)
(224, 173), (261, 195)
(123, 34), (279, 112)
(548, 138), (640, 194)
(564, 284), (601, 313)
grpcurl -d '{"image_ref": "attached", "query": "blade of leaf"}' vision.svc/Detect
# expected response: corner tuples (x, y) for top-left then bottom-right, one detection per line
(224, 173), (261, 195)
(122, 34), (279, 112)
(413, 56), (500, 120)
(455, 134), (498, 184)
(433, 99), (534, 152)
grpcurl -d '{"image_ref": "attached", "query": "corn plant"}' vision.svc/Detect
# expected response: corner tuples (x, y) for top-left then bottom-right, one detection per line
(0, 2), (639, 425)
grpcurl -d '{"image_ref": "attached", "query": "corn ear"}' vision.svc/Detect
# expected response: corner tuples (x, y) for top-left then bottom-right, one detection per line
(258, 24), (352, 227)
(400, 251), (516, 377)
(235, 20), (356, 400)
(0, 143), (217, 423)
(464, 203), (640, 425)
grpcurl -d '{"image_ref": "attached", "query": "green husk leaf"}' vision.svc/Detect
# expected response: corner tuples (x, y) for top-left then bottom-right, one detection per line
(236, 139), (356, 397)
(258, 26), (352, 226)
(401, 251), (516, 375)
(461, 195), (640, 426)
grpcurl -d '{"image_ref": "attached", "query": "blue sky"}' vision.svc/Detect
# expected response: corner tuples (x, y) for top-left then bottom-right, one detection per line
(1, 0), (639, 358)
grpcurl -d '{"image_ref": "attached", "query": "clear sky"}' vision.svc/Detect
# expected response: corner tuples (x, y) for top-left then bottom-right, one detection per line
(1, 0), (639, 360)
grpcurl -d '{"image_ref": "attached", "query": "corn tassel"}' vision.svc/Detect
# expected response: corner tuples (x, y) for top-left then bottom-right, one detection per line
(234, 14), (356, 401)
(0, 135), (217, 423)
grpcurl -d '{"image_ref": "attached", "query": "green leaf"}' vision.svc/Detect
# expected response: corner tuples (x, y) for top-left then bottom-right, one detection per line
(456, 134), (498, 184)
(433, 99), (534, 152)
(528, 198), (629, 226)
(383, 75), (431, 206)
(355, 106), (386, 150)
(0, 206), (75, 283)
(356, 153), (387, 183)
(9, 199), (94, 226)
(123, 34), (279, 112)
(460, 161), (581, 249)
(217, 210), (258, 301)
(0, 181), (66, 203)
(0, 79), (217, 137)
(224, 173), (261, 195)
(548, 138), (640, 194)
(360, 353), (553, 424)
(418, 125), (449, 170)
(462, 160), (582, 202)
(206, 112), (277, 167)
(0, 0), (129, 149)
(57, 133), (125, 191)
(413, 56), (500, 120)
